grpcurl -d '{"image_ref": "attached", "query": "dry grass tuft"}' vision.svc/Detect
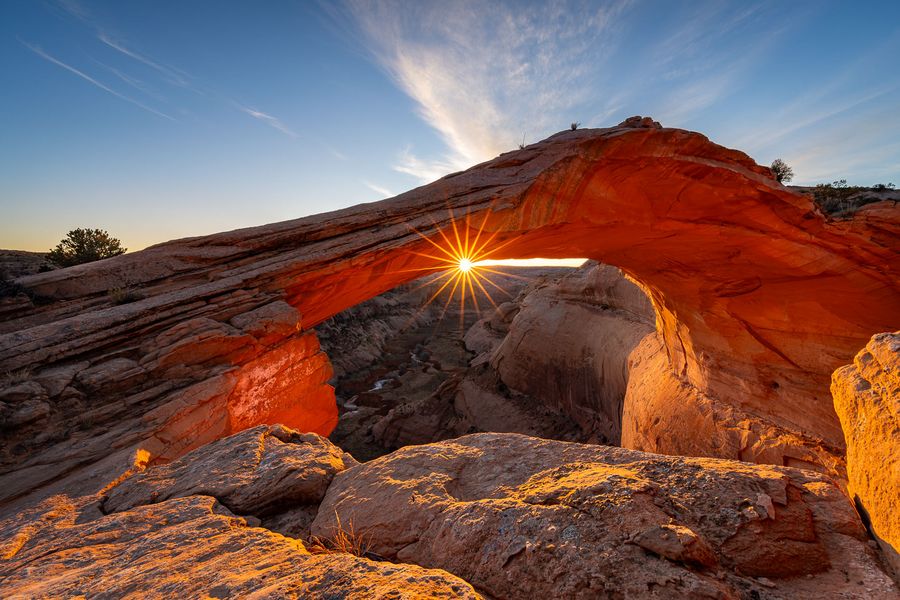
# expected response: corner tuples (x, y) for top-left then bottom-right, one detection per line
(308, 513), (372, 558)
(1, 367), (32, 387)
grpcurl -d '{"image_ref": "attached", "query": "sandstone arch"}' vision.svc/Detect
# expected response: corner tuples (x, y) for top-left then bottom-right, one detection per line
(1, 117), (898, 507)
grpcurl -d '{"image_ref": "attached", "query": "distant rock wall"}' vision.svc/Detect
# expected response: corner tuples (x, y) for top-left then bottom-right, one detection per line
(487, 262), (654, 444)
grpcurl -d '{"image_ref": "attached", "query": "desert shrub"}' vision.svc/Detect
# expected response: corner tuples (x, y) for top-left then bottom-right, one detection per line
(0, 277), (28, 299)
(47, 228), (126, 268)
(570, 122), (581, 130)
(811, 180), (891, 216)
(872, 183), (895, 191)
(770, 159), (794, 183)
(107, 287), (142, 305)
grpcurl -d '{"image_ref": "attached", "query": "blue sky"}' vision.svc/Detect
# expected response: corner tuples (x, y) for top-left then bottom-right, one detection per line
(2, 0), (899, 252)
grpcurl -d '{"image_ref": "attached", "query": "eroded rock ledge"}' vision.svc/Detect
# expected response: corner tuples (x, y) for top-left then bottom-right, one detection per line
(1, 117), (898, 507)
(2, 425), (895, 599)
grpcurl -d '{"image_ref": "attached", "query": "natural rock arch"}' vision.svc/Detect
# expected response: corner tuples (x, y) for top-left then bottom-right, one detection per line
(1, 117), (898, 507)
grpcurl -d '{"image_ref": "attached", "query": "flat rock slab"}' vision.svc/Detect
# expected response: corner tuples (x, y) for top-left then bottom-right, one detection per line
(312, 432), (898, 599)
(0, 494), (481, 599)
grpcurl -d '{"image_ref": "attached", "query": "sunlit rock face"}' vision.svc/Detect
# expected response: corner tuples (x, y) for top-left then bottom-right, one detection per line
(312, 433), (897, 599)
(832, 331), (900, 578)
(0, 428), (481, 600)
(1, 116), (898, 508)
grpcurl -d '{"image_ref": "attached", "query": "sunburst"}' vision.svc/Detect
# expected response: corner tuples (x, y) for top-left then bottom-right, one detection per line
(397, 208), (527, 327)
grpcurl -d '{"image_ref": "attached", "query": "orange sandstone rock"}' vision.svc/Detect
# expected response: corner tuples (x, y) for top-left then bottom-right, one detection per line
(832, 331), (900, 578)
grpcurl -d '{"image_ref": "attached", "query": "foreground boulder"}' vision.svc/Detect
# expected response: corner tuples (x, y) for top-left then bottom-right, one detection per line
(622, 332), (848, 478)
(0, 495), (481, 599)
(313, 433), (897, 599)
(0, 425), (482, 598)
(103, 424), (356, 539)
(832, 331), (900, 578)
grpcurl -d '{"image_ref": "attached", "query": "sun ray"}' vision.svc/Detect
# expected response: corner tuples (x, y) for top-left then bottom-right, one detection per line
(439, 271), (465, 320)
(410, 225), (462, 263)
(470, 270), (500, 310)
(477, 271), (515, 298)
(467, 210), (491, 262)
(425, 269), (461, 307)
(466, 271), (480, 315)
(394, 262), (456, 274)
(448, 209), (465, 260)
(410, 268), (456, 292)
(390, 206), (532, 330)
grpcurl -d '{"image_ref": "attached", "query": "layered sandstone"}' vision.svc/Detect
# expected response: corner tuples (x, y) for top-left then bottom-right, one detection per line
(832, 331), (900, 578)
(313, 432), (897, 599)
(4, 425), (895, 599)
(1, 117), (898, 507)
(0, 426), (481, 598)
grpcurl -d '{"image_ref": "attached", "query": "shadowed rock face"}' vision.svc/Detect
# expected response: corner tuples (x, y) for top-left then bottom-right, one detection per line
(1, 117), (898, 508)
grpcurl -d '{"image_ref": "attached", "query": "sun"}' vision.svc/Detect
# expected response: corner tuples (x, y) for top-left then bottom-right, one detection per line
(396, 208), (527, 327)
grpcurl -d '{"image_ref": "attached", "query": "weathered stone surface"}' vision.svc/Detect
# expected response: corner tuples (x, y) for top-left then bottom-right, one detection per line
(104, 424), (356, 519)
(0, 299), (335, 509)
(832, 331), (900, 578)
(312, 433), (897, 599)
(488, 262), (655, 444)
(622, 332), (848, 478)
(0, 494), (482, 599)
(1, 117), (898, 506)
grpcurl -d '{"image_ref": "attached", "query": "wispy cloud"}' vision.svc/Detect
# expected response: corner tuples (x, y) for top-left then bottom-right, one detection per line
(98, 33), (192, 87)
(22, 41), (174, 120)
(363, 180), (395, 198)
(343, 0), (632, 181)
(236, 104), (298, 138)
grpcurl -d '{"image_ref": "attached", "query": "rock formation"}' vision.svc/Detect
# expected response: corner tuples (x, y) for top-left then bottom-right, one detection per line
(0, 425), (482, 599)
(1, 117), (898, 508)
(310, 432), (897, 598)
(832, 331), (900, 578)
(4, 424), (896, 598)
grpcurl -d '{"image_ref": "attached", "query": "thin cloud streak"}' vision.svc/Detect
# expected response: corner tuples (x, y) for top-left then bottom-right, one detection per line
(22, 41), (175, 120)
(98, 33), (192, 87)
(236, 104), (298, 138)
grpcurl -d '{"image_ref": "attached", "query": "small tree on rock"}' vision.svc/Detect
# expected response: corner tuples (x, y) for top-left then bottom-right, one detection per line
(47, 228), (126, 267)
(770, 159), (794, 183)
